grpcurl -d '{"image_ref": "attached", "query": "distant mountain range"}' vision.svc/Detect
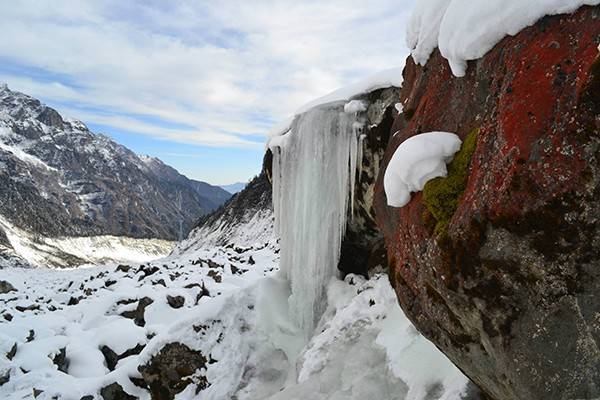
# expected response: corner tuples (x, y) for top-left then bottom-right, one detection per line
(0, 83), (231, 242)
(220, 182), (247, 194)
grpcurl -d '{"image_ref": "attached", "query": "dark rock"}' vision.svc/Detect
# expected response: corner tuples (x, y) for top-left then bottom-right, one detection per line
(67, 297), (80, 306)
(100, 346), (119, 371)
(247, 256), (255, 265)
(80, 396), (94, 400)
(153, 279), (167, 287)
(105, 279), (117, 288)
(166, 295), (185, 309)
(33, 388), (44, 398)
(0, 371), (9, 386)
(100, 382), (136, 400)
(374, 6), (600, 400)
(207, 270), (221, 283)
(3, 313), (12, 321)
(16, 304), (39, 312)
(115, 264), (131, 273)
(6, 343), (17, 360)
(138, 343), (209, 400)
(120, 297), (154, 327)
(137, 265), (159, 281)
(26, 329), (35, 342)
(0, 280), (16, 294)
(51, 347), (69, 373)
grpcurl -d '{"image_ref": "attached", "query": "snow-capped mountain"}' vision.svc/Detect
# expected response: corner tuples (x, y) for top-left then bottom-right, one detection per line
(0, 84), (231, 244)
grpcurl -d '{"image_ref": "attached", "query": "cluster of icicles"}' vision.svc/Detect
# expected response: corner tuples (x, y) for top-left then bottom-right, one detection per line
(268, 101), (366, 338)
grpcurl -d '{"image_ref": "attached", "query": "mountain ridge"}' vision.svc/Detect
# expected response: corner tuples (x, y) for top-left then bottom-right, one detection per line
(0, 84), (231, 243)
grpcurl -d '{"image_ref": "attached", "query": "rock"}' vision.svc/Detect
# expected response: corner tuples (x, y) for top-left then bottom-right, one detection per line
(51, 347), (69, 373)
(101, 344), (146, 371)
(374, 6), (600, 400)
(26, 329), (35, 342)
(0, 280), (16, 294)
(120, 297), (154, 327)
(0, 371), (9, 386)
(100, 346), (119, 371)
(80, 396), (94, 400)
(100, 382), (136, 400)
(33, 388), (44, 398)
(3, 313), (12, 321)
(67, 296), (80, 306)
(138, 343), (209, 400)
(166, 295), (185, 309)
(115, 264), (131, 273)
(16, 304), (40, 312)
(207, 270), (222, 283)
(6, 343), (17, 360)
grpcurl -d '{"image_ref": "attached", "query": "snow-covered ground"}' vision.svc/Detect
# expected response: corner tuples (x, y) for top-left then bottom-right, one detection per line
(0, 239), (469, 400)
(0, 216), (174, 268)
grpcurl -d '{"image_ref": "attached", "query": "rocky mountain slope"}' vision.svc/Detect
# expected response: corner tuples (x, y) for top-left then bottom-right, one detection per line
(373, 5), (600, 400)
(0, 84), (231, 243)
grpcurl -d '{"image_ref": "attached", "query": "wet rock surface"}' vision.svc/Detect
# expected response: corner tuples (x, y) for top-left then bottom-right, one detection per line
(374, 6), (600, 400)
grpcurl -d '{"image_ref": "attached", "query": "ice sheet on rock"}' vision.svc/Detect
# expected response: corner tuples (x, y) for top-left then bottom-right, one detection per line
(384, 132), (461, 207)
(407, 0), (600, 76)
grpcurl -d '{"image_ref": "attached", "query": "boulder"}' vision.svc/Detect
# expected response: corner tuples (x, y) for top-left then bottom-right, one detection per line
(374, 6), (600, 400)
(138, 342), (209, 400)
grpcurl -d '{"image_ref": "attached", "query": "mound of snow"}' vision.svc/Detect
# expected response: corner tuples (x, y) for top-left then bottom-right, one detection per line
(384, 132), (461, 207)
(407, 0), (600, 76)
(268, 67), (402, 141)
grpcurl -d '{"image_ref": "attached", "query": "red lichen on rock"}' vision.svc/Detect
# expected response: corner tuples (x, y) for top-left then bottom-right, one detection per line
(374, 6), (600, 400)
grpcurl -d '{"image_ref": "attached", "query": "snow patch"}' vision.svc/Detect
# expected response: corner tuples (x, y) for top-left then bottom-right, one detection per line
(384, 132), (462, 207)
(407, 0), (600, 76)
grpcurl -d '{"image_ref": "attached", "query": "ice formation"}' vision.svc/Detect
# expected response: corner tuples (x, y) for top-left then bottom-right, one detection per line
(384, 132), (461, 207)
(407, 0), (600, 76)
(270, 102), (364, 337)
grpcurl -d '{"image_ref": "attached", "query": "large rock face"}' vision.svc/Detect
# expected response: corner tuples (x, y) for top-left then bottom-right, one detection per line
(0, 85), (231, 241)
(374, 6), (600, 400)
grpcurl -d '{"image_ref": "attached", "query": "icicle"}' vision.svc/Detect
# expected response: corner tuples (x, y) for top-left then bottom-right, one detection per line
(270, 102), (365, 338)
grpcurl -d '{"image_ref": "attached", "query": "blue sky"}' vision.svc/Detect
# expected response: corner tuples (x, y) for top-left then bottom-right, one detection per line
(0, 0), (413, 184)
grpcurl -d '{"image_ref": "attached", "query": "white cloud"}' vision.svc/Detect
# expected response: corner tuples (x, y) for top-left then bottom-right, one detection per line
(0, 0), (413, 148)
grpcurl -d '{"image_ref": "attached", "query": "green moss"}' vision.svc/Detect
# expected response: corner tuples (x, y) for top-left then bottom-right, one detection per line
(422, 128), (479, 236)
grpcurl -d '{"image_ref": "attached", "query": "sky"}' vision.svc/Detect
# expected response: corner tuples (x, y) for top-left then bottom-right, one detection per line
(0, 0), (413, 185)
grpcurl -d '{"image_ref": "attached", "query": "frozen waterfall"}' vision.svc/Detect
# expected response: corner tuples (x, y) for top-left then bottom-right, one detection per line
(269, 102), (364, 337)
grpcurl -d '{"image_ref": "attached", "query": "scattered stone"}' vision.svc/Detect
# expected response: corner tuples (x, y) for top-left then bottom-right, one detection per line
(153, 279), (166, 287)
(115, 264), (131, 273)
(120, 297), (154, 327)
(26, 329), (35, 342)
(6, 343), (17, 360)
(0, 280), (17, 294)
(138, 343), (209, 400)
(51, 347), (69, 373)
(80, 396), (94, 400)
(137, 265), (159, 281)
(0, 371), (9, 386)
(33, 388), (44, 398)
(100, 346), (119, 371)
(166, 295), (185, 309)
(3, 313), (12, 321)
(248, 256), (255, 265)
(67, 297), (80, 306)
(207, 270), (222, 283)
(16, 304), (40, 312)
(105, 280), (117, 288)
(100, 382), (137, 400)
